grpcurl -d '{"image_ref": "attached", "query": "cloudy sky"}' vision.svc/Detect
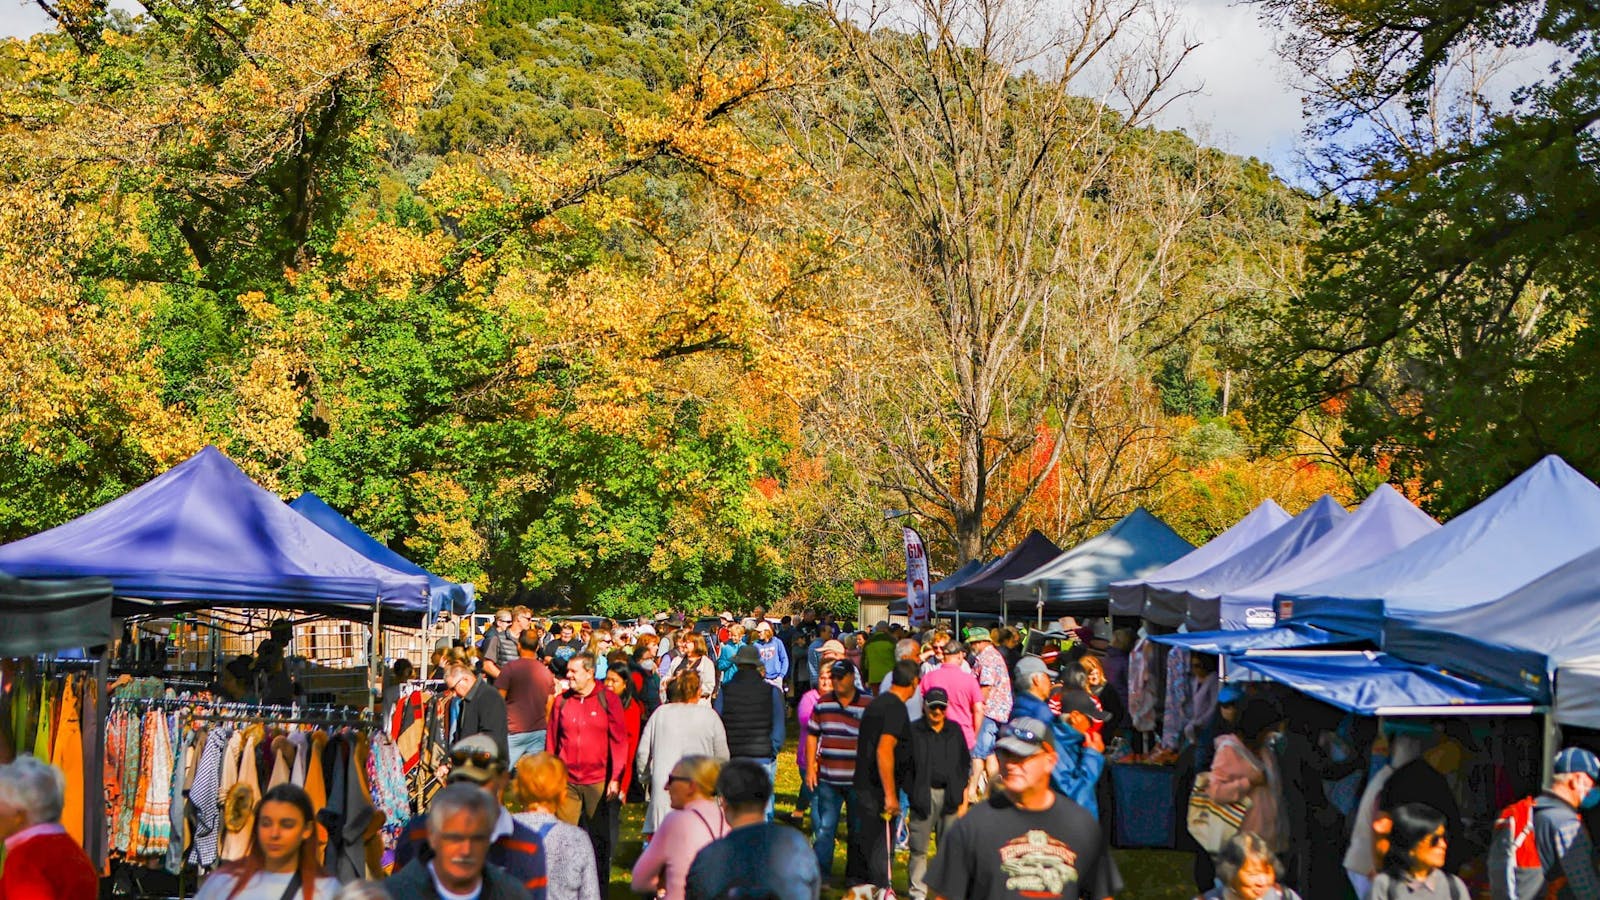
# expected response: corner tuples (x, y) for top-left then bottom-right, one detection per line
(0, 0), (1310, 173)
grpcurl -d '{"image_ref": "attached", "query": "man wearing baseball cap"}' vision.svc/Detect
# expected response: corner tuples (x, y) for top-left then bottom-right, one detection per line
(1513, 747), (1600, 900)
(907, 687), (971, 900)
(926, 718), (1118, 900)
(393, 734), (547, 893)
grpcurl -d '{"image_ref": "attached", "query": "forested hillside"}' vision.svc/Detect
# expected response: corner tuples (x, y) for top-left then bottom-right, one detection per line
(0, 0), (1356, 615)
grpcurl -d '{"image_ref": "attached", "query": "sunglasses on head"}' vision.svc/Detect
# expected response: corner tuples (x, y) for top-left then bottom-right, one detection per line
(451, 749), (503, 770)
(1000, 723), (1044, 744)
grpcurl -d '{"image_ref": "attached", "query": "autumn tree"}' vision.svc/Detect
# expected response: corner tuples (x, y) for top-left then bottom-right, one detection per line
(1250, 0), (1600, 513)
(789, 0), (1309, 563)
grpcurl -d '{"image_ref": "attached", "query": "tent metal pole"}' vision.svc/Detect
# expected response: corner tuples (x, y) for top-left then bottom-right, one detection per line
(370, 598), (382, 722)
(1036, 597), (1043, 633)
(1543, 708), (1559, 789)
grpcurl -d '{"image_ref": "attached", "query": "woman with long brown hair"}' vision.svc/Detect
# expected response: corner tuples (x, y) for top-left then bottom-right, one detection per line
(195, 784), (339, 900)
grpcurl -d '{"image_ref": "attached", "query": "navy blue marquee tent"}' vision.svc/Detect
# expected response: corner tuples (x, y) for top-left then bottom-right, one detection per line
(0, 446), (431, 623)
(291, 492), (474, 619)
(944, 530), (1063, 612)
(1000, 508), (1195, 618)
(1109, 500), (1289, 620)
(1144, 495), (1348, 632)
(1217, 484), (1438, 630)
(887, 559), (985, 616)
(1278, 455), (1600, 641)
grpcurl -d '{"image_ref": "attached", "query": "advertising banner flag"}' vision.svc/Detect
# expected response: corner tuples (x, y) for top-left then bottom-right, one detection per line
(904, 526), (932, 627)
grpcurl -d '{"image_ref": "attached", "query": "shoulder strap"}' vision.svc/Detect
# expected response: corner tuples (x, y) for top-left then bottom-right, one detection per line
(277, 872), (304, 900)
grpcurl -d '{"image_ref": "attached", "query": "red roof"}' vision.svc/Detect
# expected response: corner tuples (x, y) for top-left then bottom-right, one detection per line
(854, 579), (907, 599)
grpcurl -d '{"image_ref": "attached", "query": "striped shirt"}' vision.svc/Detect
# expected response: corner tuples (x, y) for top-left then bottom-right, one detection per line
(807, 690), (870, 786)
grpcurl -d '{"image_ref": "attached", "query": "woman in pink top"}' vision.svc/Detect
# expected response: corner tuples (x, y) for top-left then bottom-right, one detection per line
(631, 755), (728, 900)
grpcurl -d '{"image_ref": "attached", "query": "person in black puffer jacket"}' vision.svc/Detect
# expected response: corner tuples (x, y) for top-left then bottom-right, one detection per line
(715, 645), (786, 818)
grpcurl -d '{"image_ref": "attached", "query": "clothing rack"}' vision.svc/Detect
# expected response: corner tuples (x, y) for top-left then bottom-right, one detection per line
(109, 695), (371, 725)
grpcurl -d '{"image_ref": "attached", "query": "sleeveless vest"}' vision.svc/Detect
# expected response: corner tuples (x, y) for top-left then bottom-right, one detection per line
(720, 670), (776, 759)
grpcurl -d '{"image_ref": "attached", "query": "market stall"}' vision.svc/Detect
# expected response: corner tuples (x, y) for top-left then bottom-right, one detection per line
(1215, 484), (1437, 632)
(942, 529), (1062, 618)
(1146, 495), (1347, 632)
(1278, 455), (1600, 639)
(997, 507), (1195, 621)
(1109, 499), (1289, 621)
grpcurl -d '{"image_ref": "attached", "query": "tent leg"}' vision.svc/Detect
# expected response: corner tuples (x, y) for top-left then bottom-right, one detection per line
(1543, 710), (1560, 790)
(370, 599), (382, 721)
(1036, 600), (1043, 633)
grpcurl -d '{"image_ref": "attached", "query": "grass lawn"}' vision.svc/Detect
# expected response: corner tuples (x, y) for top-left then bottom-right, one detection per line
(606, 739), (1195, 900)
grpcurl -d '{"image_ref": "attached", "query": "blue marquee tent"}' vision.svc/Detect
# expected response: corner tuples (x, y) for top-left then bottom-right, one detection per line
(1001, 508), (1195, 618)
(291, 492), (474, 619)
(1218, 484), (1438, 630)
(0, 446), (431, 623)
(945, 530), (1063, 612)
(1109, 500), (1289, 620)
(1145, 495), (1348, 632)
(887, 559), (985, 616)
(1228, 652), (1537, 716)
(1278, 456), (1600, 641)
(1383, 543), (1600, 721)
(1149, 622), (1353, 655)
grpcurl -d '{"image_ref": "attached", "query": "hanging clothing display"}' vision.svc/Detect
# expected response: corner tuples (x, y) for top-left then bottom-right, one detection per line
(1128, 636), (1161, 734)
(1161, 647), (1194, 751)
(102, 694), (404, 881)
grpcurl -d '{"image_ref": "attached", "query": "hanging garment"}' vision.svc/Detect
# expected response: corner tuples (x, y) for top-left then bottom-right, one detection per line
(288, 730), (310, 787)
(112, 707), (144, 853)
(1127, 636), (1160, 733)
(351, 735), (384, 879)
(0, 662), (15, 765)
(131, 708), (173, 858)
(269, 735), (294, 789)
(80, 675), (107, 869)
(219, 728), (262, 862)
(166, 725), (198, 874)
(305, 730), (330, 845)
(10, 660), (35, 757)
(368, 733), (409, 859)
(189, 727), (229, 868)
(33, 677), (53, 761)
(50, 674), (85, 848)
(1161, 648), (1194, 751)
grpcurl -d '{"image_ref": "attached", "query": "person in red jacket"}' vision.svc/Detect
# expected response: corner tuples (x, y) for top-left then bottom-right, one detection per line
(0, 755), (98, 900)
(549, 652), (629, 879)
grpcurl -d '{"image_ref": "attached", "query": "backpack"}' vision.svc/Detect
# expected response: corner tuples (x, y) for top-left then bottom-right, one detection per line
(1488, 796), (1559, 900)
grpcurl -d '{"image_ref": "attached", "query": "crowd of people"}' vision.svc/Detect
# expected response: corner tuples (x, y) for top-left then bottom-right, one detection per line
(8, 608), (1600, 900)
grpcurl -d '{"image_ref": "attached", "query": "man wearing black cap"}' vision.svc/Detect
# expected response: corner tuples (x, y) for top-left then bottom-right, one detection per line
(806, 658), (871, 884)
(928, 718), (1118, 900)
(854, 659), (920, 891)
(908, 686), (971, 900)
(716, 643), (787, 819)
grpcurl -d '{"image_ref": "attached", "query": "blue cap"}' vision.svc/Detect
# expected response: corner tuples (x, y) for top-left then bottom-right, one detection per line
(1218, 684), (1245, 705)
(1556, 747), (1600, 777)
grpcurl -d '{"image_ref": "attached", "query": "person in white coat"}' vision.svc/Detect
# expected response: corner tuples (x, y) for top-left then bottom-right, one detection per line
(637, 668), (729, 836)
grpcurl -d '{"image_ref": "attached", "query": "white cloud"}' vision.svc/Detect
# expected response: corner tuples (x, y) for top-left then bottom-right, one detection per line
(0, 1), (53, 38)
(1150, 0), (1306, 174)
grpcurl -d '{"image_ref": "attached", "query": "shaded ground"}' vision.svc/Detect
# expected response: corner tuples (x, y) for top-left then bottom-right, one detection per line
(606, 738), (1193, 900)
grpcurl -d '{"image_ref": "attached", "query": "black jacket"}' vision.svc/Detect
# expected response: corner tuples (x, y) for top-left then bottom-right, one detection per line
(458, 678), (510, 761)
(386, 858), (532, 900)
(718, 669), (782, 760)
(908, 718), (969, 819)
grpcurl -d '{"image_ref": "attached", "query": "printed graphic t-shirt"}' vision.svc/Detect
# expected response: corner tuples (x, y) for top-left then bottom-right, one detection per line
(926, 792), (1118, 900)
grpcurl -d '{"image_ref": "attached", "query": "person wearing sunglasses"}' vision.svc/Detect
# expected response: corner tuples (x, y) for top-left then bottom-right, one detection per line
(447, 663), (510, 762)
(392, 735), (547, 895)
(925, 717), (1118, 900)
(1368, 804), (1464, 900)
